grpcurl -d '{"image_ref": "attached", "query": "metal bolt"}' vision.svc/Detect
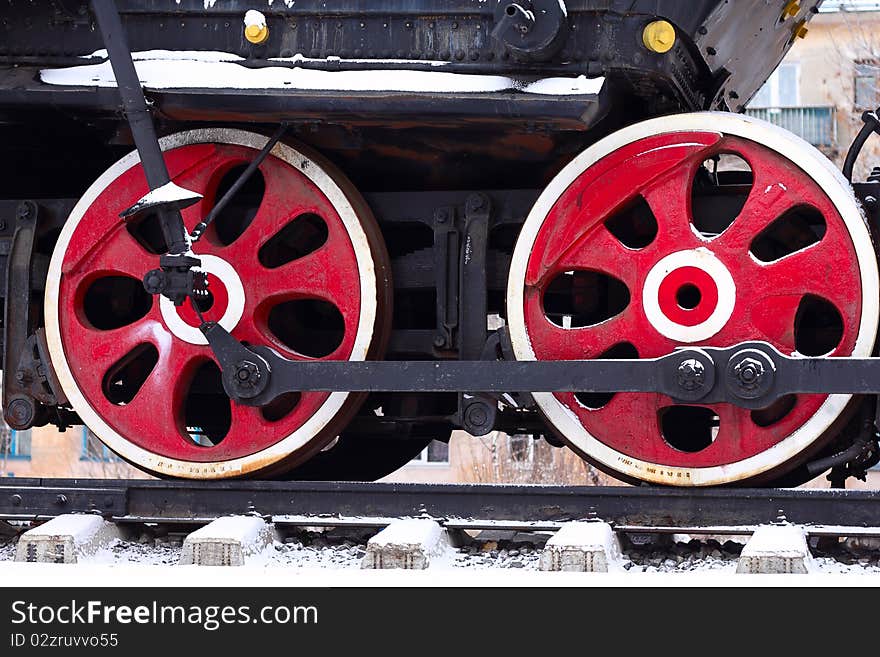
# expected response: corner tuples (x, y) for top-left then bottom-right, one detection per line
(16, 202), (34, 221)
(433, 333), (447, 348)
(10, 494), (22, 506)
(436, 209), (448, 224)
(733, 357), (764, 389)
(467, 194), (485, 211)
(56, 494), (68, 506)
(7, 398), (34, 427)
(233, 360), (261, 388)
(465, 403), (488, 428)
(676, 358), (705, 391)
(144, 271), (164, 293)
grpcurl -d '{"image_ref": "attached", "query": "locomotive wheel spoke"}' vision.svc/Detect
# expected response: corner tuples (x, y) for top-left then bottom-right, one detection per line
(640, 171), (704, 245)
(62, 224), (156, 279)
(549, 226), (648, 290)
(249, 245), (359, 316)
(508, 112), (879, 487)
(111, 343), (204, 452)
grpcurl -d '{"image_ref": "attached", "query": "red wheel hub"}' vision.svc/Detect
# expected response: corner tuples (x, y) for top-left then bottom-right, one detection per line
(178, 274), (229, 328)
(657, 266), (718, 327)
(53, 137), (383, 468)
(521, 130), (866, 471)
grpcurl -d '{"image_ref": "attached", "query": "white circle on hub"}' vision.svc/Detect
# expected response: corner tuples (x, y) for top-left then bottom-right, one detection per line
(642, 248), (736, 343)
(159, 253), (246, 345)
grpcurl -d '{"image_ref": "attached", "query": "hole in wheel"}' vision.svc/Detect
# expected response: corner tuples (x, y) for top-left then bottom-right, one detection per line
(795, 295), (844, 356)
(750, 205), (826, 262)
(126, 211), (169, 254)
(691, 153), (752, 238)
(676, 283), (702, 310)
(102, 343), (159, 405)
(191, 289), (214, 314)
(184, 361), (231, 447)
(268, 299), (345, 358)
(604, 196), (658, 249)
(543, 271), (630, 328)
(82, 276), (152, 330)
(660, 406), (718, 452)
(210, 164), (265, 246)
(575, 342), (639, 409)
(258, 213), (328, 268)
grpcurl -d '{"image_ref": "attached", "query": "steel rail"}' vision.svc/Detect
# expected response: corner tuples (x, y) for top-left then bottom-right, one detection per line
(2, 479), (880, 532)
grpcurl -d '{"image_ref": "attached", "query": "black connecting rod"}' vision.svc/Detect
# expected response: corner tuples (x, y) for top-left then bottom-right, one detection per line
(90, 0), (189, 255)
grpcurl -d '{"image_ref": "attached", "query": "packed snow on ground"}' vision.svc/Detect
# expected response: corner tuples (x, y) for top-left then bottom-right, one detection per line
(0, 538), (16, 562)
(2, 525), (880, 574)
(42, 50), (605, 96)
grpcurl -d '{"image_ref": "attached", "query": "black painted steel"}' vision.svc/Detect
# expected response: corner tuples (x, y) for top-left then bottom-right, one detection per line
(90, 0), (188, 255)
(0, 0), (819, 113)
(200, 334), (880, 411)
(2, 202), (41, 430)
(2, 478), (880, 530)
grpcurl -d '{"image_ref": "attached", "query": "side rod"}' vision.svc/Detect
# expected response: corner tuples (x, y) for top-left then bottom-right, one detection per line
(199, 322), (880, 410)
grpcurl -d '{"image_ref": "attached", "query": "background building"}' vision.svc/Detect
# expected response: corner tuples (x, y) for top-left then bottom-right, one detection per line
(746, 0), (880, 179)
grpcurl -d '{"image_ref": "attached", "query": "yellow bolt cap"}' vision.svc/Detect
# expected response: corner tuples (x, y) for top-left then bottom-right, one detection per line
(782, 0), (801, 20)
(643, 20), (676, 54)
(797, 24), (809, 39)
(245, 23), (269, 44)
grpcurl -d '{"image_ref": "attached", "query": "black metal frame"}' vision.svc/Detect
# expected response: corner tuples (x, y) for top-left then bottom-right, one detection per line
(0, 0), (817, 114)
(3, 478), (880, 531)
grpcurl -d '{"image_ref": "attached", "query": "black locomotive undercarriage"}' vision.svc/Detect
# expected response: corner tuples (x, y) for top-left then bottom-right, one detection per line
(3, 0), (880, 486)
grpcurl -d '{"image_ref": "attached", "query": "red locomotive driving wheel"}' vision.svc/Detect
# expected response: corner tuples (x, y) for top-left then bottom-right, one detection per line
(507, 113), (879, 486)
(45, 128), (391, 479)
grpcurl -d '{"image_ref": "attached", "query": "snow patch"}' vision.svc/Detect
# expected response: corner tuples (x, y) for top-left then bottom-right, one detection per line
(244, 10), (266, 29)
(270, 53), (449, 67)
(539, 522), (625, 572)
(737, 525), (814, 574)
(179, 516), (275, 566)
(362, 519), (452, 569)
(28, 514), (107, 543)
(522, 74), (604, 95)
(44, 52), (604, 96)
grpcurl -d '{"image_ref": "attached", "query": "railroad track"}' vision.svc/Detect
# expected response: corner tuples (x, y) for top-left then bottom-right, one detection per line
(1, 479), (879, 575)
(3, 479), (880, 531)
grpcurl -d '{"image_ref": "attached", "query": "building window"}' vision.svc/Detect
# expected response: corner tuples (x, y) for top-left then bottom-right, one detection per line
(411, 440), (450, 465)
(0, 425), (32, 460)
(750, 63), (800, 107)
(80, 428), (119, 462)
(855, 61), (880, 109)
(507, 434), (534, 466)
